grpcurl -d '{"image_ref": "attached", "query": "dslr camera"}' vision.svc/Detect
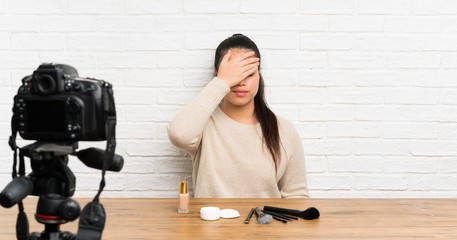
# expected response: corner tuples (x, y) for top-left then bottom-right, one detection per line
(0, 63), (123, 240)
(16, 63), (109, 142)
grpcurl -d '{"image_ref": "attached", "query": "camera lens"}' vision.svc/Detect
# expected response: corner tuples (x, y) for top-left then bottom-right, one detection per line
(36, 74), (56, 95)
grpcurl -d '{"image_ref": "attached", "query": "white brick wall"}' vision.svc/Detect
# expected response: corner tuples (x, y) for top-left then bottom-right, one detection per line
(1, 0), (457, 199)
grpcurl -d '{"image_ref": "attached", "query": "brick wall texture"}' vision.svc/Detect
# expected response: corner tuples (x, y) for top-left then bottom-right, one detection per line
(1, 0), (457, 198)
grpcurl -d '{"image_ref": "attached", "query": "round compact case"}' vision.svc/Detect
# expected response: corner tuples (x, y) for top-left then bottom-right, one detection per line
(200, 207), (240, 221)
(200, 207), (221, 221)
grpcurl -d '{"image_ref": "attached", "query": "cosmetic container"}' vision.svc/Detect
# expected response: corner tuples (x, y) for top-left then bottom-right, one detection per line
(178, 181), (189, 213)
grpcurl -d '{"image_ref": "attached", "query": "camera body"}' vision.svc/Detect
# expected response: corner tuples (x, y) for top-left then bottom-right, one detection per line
(14, 63), (108, 142)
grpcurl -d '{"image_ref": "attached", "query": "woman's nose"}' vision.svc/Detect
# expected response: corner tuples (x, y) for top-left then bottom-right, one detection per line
(237, 79), (246, 86)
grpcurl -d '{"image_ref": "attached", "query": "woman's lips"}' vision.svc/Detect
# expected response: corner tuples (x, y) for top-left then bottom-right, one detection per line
(233, 91), (248, 97)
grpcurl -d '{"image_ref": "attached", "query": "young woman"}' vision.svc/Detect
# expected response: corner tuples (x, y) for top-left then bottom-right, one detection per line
(167, 34), (308, 198)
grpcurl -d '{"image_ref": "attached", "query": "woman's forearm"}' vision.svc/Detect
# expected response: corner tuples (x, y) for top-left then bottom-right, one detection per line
(167, 77), (229, 152)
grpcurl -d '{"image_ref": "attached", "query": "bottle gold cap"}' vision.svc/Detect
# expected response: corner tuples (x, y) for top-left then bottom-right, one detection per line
(179, 181), (188, 194)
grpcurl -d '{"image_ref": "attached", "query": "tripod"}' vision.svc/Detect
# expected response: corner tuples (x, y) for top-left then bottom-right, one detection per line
(2, 140), (122, 240)
(29, 192), (79, 240)
(1, 142), (81, 240)
(29, 213), (76, 240)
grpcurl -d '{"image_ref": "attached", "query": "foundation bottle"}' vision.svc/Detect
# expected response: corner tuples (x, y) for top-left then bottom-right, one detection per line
(178, 181), (189, 213)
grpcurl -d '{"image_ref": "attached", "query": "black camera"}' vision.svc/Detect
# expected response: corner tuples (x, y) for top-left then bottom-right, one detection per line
(15, 63), (110, 142)
(1, 63), (122, 240)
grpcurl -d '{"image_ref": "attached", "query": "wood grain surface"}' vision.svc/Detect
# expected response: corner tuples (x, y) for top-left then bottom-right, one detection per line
(0, 198), (456, 239)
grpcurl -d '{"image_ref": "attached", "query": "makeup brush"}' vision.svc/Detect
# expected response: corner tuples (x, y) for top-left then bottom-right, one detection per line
(270, 215), (287, 224)
(244, 208), (255, 224)
(254, 207), (272, 224)
(263, 210), (298, 221)
(261, 210), (287, 223)
(263, 206), (320, 220)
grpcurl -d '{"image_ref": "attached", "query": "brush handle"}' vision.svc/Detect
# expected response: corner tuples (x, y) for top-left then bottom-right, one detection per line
(271, 216), (287, 223)
(254, 207), (264, 217)
(263, 210), (298, 220)
(263, 206), (302, 217)
(264, 206), (320, 220)
(244, 208), (255, 224)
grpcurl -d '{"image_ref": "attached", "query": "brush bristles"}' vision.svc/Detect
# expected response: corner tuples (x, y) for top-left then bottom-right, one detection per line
(301, 207), (320, 220)
(256, 214), (272, 224)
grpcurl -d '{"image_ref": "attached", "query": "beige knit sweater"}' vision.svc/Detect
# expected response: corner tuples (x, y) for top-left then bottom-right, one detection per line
(167, 77), (309, 198)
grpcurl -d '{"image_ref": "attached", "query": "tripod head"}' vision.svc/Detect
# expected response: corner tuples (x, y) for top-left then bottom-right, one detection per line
(0, 142), (77, 209)
(0, 141), (123, 240)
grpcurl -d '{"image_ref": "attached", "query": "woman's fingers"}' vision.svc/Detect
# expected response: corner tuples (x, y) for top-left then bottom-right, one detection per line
(241, 51), (256, 60)
(230, 54), (259, 74)
(231, 51), (256, 62)
(216, 50), (260, 87)
(242, 63), (259, 78)
(237, 56), (259, 72)
(241, 61), (260, 74)
(242, 56), (260, 66)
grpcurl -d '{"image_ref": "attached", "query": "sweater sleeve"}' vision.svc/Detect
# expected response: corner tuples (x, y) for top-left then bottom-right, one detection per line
(278, 125), (309, 198)
(167, 77), (230, 154)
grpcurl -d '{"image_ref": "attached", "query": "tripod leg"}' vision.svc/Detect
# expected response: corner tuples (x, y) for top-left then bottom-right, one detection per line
(61, 231), (76, 240)
(28, 232), (40, 239)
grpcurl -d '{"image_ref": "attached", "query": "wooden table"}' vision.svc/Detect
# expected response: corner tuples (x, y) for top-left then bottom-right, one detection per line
(1, 198), (456, 239)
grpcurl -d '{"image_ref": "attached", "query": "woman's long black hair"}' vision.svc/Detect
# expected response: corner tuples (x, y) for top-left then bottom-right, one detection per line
(214, 34), (281, 171)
